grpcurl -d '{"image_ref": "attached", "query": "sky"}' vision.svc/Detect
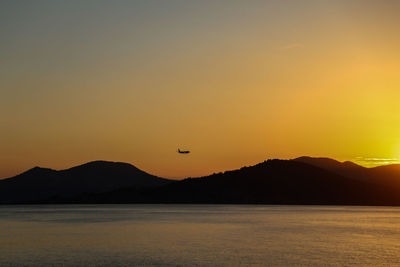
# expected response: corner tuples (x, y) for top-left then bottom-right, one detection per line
(1, 0), (400, 179)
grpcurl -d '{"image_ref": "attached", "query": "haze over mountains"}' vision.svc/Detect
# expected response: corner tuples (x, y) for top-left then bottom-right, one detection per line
(2, 157), (400, 205)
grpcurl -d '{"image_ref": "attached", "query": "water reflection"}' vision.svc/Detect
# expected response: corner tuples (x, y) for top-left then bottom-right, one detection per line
(1, 205), (400, 266)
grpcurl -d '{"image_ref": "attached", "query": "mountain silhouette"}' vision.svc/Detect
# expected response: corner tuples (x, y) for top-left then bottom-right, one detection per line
(293, 157), (371, 182)
(2, 157), (400, 205)
(0, 161), (171, 203)
(293, 156), (400, 187)
(75, 159), (399, 205)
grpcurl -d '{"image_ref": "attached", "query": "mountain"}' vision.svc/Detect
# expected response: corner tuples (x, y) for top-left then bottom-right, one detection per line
(293, 156), (364, 172)
(3, 157), (400, 205)
(65, 159), (400, 205)
(0, 161), (171, 204)
(293, 156), (370, 181)
(369, 164), (400, 187)
(293, 156), (400, 187)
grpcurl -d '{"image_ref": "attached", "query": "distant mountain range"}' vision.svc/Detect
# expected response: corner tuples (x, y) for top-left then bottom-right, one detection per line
(2, 157), (400, 205)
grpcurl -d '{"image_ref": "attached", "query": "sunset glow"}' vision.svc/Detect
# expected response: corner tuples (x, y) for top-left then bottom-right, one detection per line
(1, 0), (400, 179)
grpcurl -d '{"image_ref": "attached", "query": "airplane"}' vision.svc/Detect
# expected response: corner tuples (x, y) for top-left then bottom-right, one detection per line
(177, 148), (190, 154)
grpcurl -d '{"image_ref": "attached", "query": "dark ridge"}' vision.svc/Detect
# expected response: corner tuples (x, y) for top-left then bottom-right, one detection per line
(19, 166), (56, 176)
(342, 161), (362, 167)
(3, 158), (400, 205)
(293, 156), (400, 186)
(39, 159), (400, 206)
(293, 156), (365, 170)
(0, 160), (171, 204)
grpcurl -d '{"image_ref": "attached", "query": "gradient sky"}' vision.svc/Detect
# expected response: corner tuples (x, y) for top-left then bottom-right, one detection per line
(1, 0), (400, 179)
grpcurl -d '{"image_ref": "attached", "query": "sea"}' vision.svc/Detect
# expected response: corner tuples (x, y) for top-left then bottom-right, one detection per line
(1, 204), (400, 266)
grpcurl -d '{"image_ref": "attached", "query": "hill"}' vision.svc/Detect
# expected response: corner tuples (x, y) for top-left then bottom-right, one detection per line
(293, 156), (400, 187)
(0, 161), (171, 203)
(3, 157), (400, 205)
(59, 159), (400, 205)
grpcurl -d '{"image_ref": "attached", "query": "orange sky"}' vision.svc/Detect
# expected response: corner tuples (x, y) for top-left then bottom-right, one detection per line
(1, 1), (400, 179)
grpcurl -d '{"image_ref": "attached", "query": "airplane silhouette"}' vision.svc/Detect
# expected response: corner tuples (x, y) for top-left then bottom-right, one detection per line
(178, 148), (190, 154)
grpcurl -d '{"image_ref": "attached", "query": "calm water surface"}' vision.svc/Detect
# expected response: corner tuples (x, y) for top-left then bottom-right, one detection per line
(1, 205), (400, 266)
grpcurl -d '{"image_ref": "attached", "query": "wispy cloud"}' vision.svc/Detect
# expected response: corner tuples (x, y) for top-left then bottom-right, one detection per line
(354, 157), (400, 167)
